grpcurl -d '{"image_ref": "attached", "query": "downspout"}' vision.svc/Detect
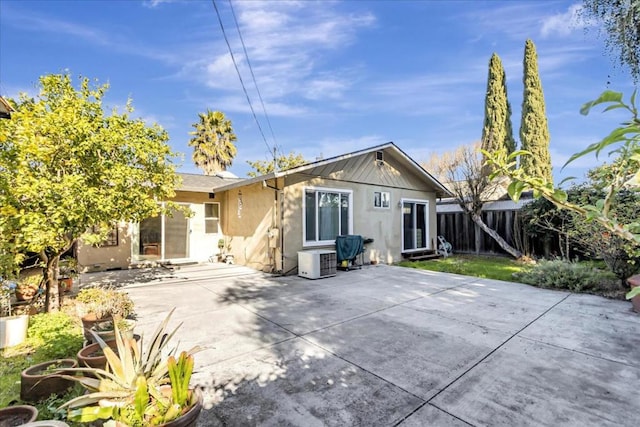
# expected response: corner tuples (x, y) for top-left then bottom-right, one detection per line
(280, 177), (285, 274)
(263, 177), (282, 273)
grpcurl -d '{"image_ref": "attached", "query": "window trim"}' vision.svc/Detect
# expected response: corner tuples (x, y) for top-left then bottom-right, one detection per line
(302, 186), (353, 247)
(204, 202), (220, 235)
(400, 198), (430, 253)
(373, 191), (390, 209)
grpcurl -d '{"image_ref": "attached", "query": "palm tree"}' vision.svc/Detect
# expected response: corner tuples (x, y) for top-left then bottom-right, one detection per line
(188, 110), (238, 175)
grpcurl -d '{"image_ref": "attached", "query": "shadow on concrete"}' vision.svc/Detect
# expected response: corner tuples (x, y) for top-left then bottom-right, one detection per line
(79, 266), (180, 289)
(190, 270), (424, 426)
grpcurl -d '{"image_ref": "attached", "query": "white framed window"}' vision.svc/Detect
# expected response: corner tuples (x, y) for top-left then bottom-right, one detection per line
(204, 202), (220, 234)
(303, 187), (353, 246)
(401, 199), (430, 252)
(374, 191), (390, 209)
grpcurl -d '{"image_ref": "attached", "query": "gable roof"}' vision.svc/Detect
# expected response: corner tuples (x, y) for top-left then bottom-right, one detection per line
(177, 172), (243, 193)
(0, 96), (14, 119)
(212, 142), (452, 197)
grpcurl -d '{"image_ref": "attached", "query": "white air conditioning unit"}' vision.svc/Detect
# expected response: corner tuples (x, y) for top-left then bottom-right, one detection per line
(298, 250), (337, 279)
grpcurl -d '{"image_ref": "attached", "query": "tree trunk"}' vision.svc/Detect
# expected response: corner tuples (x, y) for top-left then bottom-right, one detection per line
(474, 223), (482, 255)
(470, 212), (523, 259)
(41, 252), (61, 312)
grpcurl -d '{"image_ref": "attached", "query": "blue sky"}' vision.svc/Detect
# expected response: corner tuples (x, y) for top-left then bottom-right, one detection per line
(0, 0), (636, 182)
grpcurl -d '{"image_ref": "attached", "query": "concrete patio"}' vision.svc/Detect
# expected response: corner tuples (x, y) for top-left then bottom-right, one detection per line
(82, 263), (640, 426)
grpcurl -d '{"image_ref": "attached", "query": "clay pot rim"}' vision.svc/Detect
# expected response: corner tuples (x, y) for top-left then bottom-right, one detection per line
(21, 358), (78, 378)
(0, 404), (39, 423)
(78, 339), (118, 360)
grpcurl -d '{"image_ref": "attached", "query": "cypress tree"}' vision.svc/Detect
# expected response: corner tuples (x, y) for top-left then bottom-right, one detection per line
(520, 39), (553, 183)
(481, 53), (515, 156)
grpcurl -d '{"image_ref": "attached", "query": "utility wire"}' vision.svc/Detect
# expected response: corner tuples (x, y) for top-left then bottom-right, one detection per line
(228, 0), (279, 159)
(211, 0), (272, 156)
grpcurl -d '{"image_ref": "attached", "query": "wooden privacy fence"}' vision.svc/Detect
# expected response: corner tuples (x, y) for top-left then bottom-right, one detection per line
(437, 210), (557, 257)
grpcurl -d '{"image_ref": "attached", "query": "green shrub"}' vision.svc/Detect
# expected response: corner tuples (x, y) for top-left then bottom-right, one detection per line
(514, 259), (619, 293)
(26, 312), (84, 360)
(75, 286), (135, 319)
(1, 312), (84, 408)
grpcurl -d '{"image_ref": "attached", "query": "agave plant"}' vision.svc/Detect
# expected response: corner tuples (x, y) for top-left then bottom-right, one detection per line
(59, 308), (202, 425)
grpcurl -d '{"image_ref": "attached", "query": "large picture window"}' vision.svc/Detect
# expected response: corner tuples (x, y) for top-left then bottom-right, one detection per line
(304, 187), (352, 245)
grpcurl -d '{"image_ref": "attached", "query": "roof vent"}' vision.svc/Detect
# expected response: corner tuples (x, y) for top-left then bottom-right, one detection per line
(215, 171), (238, 179)
(375, 151), (384, 163)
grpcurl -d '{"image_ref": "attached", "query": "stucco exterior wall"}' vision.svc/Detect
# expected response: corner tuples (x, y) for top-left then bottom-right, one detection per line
(281, 175), (437, 273)
(171, 191), (222, 261)
(77, 148), (442, 274)
(78, 191), (227, 271)
(77, 223), (132, 272)
(219, 180), (282, 272)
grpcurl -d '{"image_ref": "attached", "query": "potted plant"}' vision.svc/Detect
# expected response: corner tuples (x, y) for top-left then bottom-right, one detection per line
(1, 280), (30, 349)
(626, 274), (640, 313)
(59, 309), (203, 426)
(20, 358), (78, 401)
(77, 320), (137, 369)
(74, 287), (135, 342)
(0, 405), (38, 425)
(217, 238), (234, 264)
(16, 282), (38, 302)
(58, 257), (78, 294)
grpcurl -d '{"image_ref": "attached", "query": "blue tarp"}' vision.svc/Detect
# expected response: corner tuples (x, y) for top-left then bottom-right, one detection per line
(335, 235), (364, 262)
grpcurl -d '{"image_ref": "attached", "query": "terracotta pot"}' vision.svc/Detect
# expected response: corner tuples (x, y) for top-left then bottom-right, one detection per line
(627, 274), (640, 313)
(16, 286), (38, 301)
(20, 358), (78, 402)
(159, 388), (203, 427)
(81, 314), (112, 343)
(90, 320), (116, 343)
(59, 277), (73, 294)
(0, 405), (38, 426)
(77, 339), (118, 369)
(22, 422), (70, 427)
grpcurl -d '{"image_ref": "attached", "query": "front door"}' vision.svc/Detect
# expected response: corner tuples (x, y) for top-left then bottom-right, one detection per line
(402, 199), (429, 252)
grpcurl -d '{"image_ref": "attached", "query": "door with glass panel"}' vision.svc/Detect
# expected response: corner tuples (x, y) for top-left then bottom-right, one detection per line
(164, 208), (189, 259)
(133, 205), (190, 261)
(402, 200), (429, 252)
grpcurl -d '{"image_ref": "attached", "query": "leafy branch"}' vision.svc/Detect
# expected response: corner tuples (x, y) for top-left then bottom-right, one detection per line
(483, 90), (640, 298)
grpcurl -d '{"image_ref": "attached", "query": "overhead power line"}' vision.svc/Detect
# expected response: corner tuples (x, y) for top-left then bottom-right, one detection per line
(211, 0), (273, 157)
(228, 0), (279, 155)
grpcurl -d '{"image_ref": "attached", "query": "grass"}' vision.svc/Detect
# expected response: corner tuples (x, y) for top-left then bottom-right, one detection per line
(398, 254), (530, 282)
(1, 307), (84, 421)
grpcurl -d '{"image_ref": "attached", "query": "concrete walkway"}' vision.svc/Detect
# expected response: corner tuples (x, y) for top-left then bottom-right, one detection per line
(84, 263), (640, 426)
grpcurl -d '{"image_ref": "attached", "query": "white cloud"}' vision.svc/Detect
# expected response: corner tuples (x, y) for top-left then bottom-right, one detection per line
(5, 8), (110, 46)
(184, 0), (376, 113)
(2, 5), (180, 64)
(462, 3), (548, 41)
(304, 78), (349, 100)
(142, 0), (178, 8)
(540, 3), (588, 37)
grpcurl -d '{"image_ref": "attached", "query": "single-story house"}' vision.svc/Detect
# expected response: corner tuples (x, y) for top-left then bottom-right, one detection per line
(0, 96), (14, 119)
(78, 142), (450, 274)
